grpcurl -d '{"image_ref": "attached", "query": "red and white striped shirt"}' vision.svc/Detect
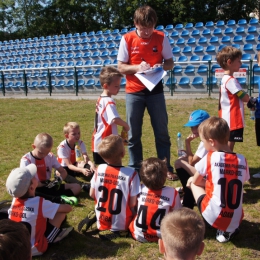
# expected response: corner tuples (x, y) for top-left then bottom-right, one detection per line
(20, 152), (61, 182)
(8, 196), (59, 256)
(92, 96), (120, 152)
(218, 75), (244, 131)
(91, 164), (141, 231)
(195, 150), (249, 232)
(129, 185), (182, 242)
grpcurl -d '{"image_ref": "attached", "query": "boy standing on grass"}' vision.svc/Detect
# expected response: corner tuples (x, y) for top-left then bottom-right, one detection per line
(21, 133), (80, 205)
(92, 66), (129, 165)
(216, 46), (255, 151)
(187, 117), (250, 243)
(57, 122), (95, 192)
(159, 208), (205, 260)
(129, 157), (182, 243)
(80, 135), (140, 240)
(6, 164), (73, 256)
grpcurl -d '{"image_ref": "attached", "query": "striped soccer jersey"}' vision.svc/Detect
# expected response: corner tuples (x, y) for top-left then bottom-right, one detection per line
(57, 139), (87, 166)
(20, 152), (61, 182)
(90, 164), (141, 231)
(8, 196), (59, 256)
(91, 96), (119, 153)
(218, 75), (244, 131)
(129, 185), (182, 242)
(195, 150), (250, 232)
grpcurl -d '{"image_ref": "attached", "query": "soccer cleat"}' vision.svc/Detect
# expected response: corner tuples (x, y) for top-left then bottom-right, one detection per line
(216, 228), (240, 243)
(53, 227), (74, 243)
(81, 183), (91, 193)
(98, 230), (129, 241)
(78, 210), (97, 232)
(60, 195), (78, 206)
(252, 172), (260, 178)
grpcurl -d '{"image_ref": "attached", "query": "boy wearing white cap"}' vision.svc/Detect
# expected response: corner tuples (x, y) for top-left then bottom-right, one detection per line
(174, 110), (210, 209)
(6, 164), (73, 257)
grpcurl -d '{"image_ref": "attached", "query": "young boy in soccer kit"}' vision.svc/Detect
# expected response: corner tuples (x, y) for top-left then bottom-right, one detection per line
(20, 133), (80, 205)
(90, 134), (140, 240)
(187, 117), (250, 243)
(159, 208), (205, 260)
(92, 66), (129, 165)
(57, 122), (95, 192)
(129, 157), (182, 243)
(216, 46), (254, 151)
(175, 110), (210, 209)
(6, 164), (73, 256)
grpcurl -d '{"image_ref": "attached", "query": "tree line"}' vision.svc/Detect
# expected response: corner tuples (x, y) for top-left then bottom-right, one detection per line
(0, 0), (257, 41)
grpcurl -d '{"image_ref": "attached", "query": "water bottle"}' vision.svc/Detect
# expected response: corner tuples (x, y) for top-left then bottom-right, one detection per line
(177, 132), (186, 157)
(75, 142), (83, 162)
(250, 108), (255, 120)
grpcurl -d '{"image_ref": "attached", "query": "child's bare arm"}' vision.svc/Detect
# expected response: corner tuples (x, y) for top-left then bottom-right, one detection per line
(129, 195), (138, 216)
(56, 166), (67, 180)
(63, 157), (90, 176)
(57, 204), (73, 213)
(112, 117), (130, 131)
(89, 187), (95, 199)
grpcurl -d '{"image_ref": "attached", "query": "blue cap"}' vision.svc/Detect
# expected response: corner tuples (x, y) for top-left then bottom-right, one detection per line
(184, 110), (210, 127)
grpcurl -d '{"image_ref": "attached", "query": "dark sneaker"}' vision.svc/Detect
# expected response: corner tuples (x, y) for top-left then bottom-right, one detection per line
(53, 227), (74, 243)
(78, 210), (97, 232)
(81, 183), (91, 193)
(216, 228), (240, 243)
(60, 195), (78, 206)
(99, 230), (129, 241)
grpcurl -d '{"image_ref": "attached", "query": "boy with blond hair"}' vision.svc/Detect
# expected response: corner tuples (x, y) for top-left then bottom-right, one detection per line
(80, 135), (140, 240)
(159, 208), (205, 260)
(6, 164), (73, 256)
(129, 157), (182, 243)
(92, 66), (129, 164)
(57, 122), (95, 192)
(187, 117), (250, 243)
(216, 46), (255, 151)
(20, 133), (80, 205)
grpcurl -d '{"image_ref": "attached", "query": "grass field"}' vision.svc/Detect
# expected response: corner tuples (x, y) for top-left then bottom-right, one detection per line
(1, 97), (260, 260)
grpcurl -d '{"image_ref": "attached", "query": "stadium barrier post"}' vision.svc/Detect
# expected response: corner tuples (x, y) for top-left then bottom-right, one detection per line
(23, 70), (28, 96)
(1, 71), (5, 96)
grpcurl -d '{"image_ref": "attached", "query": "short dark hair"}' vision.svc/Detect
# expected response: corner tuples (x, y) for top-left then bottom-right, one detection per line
(134, 5), (158, 27)
(99, 66), (123, 88)
(140, 157), (167, 190)
(0, 219), (31, 260)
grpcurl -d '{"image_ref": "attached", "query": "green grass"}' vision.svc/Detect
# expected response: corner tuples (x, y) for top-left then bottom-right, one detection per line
(1, 98), (260, 260)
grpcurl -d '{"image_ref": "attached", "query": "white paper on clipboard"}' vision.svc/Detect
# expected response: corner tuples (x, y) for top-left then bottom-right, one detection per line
(135, 69), (167, 91)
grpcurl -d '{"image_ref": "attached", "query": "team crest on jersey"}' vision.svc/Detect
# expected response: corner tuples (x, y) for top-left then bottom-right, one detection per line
(152, 46), (158, 52)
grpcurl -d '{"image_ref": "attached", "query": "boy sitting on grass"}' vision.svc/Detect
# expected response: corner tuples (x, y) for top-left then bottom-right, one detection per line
(129, 157), (182, 242)
(6, 164), (73, 256)
(159, 208), (205, 260)
(78, 134), (141, 240)
(20, 132), (80, 205)
(187, 117), (250, 243)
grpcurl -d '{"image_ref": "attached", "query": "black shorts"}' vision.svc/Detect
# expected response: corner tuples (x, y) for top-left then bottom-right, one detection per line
(36, 184), (66, 197)
(229, 128), (243, 142)
(93, 152), (107, 165)
(255, 118), (260, 146)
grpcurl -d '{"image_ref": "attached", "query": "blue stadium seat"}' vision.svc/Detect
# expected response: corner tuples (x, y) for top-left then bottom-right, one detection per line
(105, 36), (114, 42)
(57, 80), (65, 88)
(66, 69), (74, 76)
(252, 76), (260, 85)
(120, 28), (128, 34)
(111, 29), (119, 35)
(209, 36), (219, 44)
(249, 18), (259, 25)
(95, 30), (103, 36)
(103, 59), (111, 66)
(232, 44), (240, 49)
(100, 51), (109, 57)
(191, 30), (200, 37)
(85, 79), (95, 88)
(211, 64), (221, 72)
(236, 27), (245, 34)
(170, 31), (179, 37)
(120, 78), (126, 87)
(233, 35), (243, 43)
(184, 65), (195, 73)
(192, 76), (204, 85)
(206, 77), (218, 85)
(221, 36), (231, 43)
(205, 21), (214, 28)
(256, 44), (260, 51)
(172, 46), (180, 54)
(73, 33), (80, 38)
(248, 26), (257, 34)
(75, 60), (83, 66)
(245, 34), (255, 42)
(182, 46), (192, 53)
(175, 24), (183, 30)
(202, 29), (211, 36)
(187, 38), (196, 45)
(114, 35), (122, 42)
(181, 30), (189, 37)
(202, 55), (212, 61)
(194, 45), (204, 53)
(82, 45), (89, 51)
(165, 24), (174, 31)
(179, 77), (190, 85)
(110, 50), (118, 57)
(241, 53), (251, 60)
(67, 61), (74, 66)
(178, 55), (188, 62)
(198, 37), (207, 44)
(94, 68), (101, 76)
(6, 82), (14, 88)
(184, 23), (193, 30)
(206, 45), (216, 52)
(66, 33), (72, 38)
(94, 60), (102, 65)
(216, 20), (225, 27)
(88, 31), (95, 37)
(30, 81), (38, 88)
(243, 44), (253, 51)
(190, 55), (200, 61)
(96, 37), (105, 42)
(165, 77), (177, 87)
(39, 80), (47, 88)
(56, 70), (66, 77)
(66, 53), (74, 59)
(66, 79), (74, 88)
(14, 81), (22, 88)
(91, 51), (100, 58)
(238, 19), (247, 26)
(85, 60), (92, 66)
(103, 29), (111, 35)
(198, 64), (208, 73)
(95, 80), (101, 88)
(195, 22), (203, 28)
(90, 44), (98, 50)
(236, 78), (246, 86)
(84, 69), (94, 76)
(78, 79), (85, 87)
(173, 65), (182, 73)
(176, 38), (185, 45)
(81, 38), (89, 44)
(156, 25), (164, 31)
(253, 64), (260, 72)
(89, 37), (96, 43)
(224, 27), (233, 34)
(227, 20), (236, 27)
(107, 43), (116, 49)
(169, 38), (174, 45)
(83, 52), (91, 58)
